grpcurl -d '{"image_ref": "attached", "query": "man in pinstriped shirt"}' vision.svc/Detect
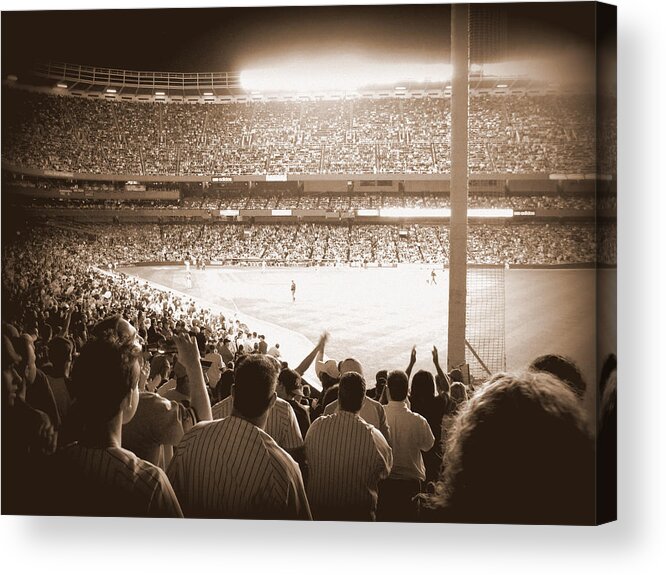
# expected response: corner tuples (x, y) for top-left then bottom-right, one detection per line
(305, 371), (393, 521)
(322, 358), (392, 445)
(42, 317), (183, 518)
(211, 383), (304, 454)
(167, 354), (311, 519)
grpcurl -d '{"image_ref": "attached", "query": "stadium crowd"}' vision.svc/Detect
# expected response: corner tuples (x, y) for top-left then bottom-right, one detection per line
(10, 192), (597, 212)
(5, 222), (595, 267)
(4, 91), (603, 176)
(2, 221), (614, 522)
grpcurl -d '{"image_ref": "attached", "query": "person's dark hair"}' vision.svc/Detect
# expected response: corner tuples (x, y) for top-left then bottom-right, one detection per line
(71, 337), (141, 423)
(387, 370), (409, 402)
(215, 369), (234, 403)
(149, 354), (170, 381)
(47, 336), (73, 374)
(338, 372), (365, 413)
(422, 371), (594, 524)
(232, 354), (278, 419)
(449, 368), (464, 383)
(529, 354), (586, 399)
(320, 384), (339, 411)
(450, 382), (468, 405)
(435, 373), (450, 395)
(375, 369), (388, 384)
(278, 368), (301, 395)
(319, 371), (339, 392)
(411, 370), (436, 407)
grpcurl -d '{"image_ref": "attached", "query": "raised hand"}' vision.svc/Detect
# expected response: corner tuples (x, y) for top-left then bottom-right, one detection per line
(410, 345), (417, 364)
(173, 332), (201, 368)
(432, 346), (439, 364)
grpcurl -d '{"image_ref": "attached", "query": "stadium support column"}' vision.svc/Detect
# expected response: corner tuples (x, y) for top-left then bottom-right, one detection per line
(447, 3), (469, 371)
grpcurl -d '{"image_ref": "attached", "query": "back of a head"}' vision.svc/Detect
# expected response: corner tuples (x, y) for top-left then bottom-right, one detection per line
(387, 370), (409, 402)
(530, 354), (586, 400)
(338, 371), (365, 413)
(278, 368), (301, 395)
(411, 370), (436, 404)
(149, 354), (170, 381)
(232, 354), (278, 419)
(71, 337), (141, 424)
(432, 371), (594, 524)
(450, 382), (468, 404)
(48, 336), (73, 370)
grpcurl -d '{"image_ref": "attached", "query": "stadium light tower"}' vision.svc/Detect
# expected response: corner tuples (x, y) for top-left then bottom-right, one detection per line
(447, 3), (469, 371)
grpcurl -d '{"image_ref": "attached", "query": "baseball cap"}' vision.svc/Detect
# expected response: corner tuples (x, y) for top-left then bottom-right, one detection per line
(339, 358), (364, 377)
(315, 359), (340, 380)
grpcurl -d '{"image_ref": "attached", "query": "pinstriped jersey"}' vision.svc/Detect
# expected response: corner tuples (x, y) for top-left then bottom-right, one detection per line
(212, 395), (303, 450)
(46, 444), (183, 518)
(304, 410), (393, 521)
(167, 416), (312, 519)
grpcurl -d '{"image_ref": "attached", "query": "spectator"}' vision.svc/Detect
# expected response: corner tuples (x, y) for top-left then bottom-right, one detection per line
(212, 360), (304, 460)
(323, 358), (391, 444)
(304, 371), (393, 521)
(529, 354), (587, 400)
(377, 370), (434, 521)
(278, 368), (311, 439)
(419, 371), (595, 524)
(2, 334), (57, 514)
(167, 354), (311, 519)
(43, 318), (183, 517)
(13, 334), (61, 432)
(122, 335), (205, 469)
(43, 336), (74, 424)
(409, 365), (452, 483)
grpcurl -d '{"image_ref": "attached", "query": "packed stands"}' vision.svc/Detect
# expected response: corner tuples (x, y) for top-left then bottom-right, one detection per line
(3, 90), (605, 177)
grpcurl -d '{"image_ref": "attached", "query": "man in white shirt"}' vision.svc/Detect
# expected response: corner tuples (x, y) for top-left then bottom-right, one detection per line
(305, 371), (393, 521)
(377, 370), (434, 521)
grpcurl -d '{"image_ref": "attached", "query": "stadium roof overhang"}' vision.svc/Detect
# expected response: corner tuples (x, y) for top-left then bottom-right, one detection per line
(4, 61), (590, 103)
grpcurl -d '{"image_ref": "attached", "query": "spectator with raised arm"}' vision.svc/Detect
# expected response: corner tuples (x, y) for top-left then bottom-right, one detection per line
(378, 370), (434, 521)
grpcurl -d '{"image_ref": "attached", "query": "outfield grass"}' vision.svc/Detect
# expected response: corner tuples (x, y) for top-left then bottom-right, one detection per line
(122, 264), (613, 419)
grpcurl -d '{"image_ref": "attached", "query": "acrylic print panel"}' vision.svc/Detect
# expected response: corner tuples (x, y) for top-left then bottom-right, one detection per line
(1, 2), (615, 525)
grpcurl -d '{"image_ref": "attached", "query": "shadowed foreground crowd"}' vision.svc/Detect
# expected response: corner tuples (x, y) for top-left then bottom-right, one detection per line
(2, 226), (616, 524)
(2, 314), (616, 523)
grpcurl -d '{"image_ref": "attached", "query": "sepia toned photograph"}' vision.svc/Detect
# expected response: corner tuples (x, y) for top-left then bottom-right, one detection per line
(1, 2), (616, 525)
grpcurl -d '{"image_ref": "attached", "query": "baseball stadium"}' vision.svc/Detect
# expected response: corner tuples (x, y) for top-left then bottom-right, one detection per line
(2, 4), (616, 524)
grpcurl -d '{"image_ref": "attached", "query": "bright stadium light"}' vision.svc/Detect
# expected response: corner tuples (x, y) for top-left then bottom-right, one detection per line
(379, 208), (451, 218)
(496, 84), (508, 88)
(468, 208), (514, 218)
(240, 56), (452, 93)
(203, 91), (213, 96)
(56, 82), (68, 89)
(155, 91), (165, 96)
(106, 88), (117, 94)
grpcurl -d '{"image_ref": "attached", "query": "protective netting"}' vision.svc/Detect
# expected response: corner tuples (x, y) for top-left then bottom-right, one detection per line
(465, 266), (506, 381)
